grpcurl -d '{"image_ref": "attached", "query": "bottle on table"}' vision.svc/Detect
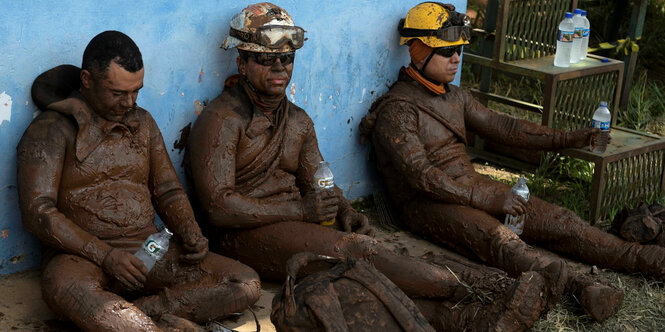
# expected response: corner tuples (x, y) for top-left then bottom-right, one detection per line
(554, 12), (575, 67)
(570, 9), (584, 63)
(504, 177), (530, 235)
(579, 10), (590, 60)
(314, 161), (336, 226)
(135, 227), (173, 271)
(590, 101), (611, 153)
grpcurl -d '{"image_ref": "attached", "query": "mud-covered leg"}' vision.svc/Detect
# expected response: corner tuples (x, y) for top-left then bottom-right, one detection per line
(42, 254), (162, 332)
(523, 196), (665, 280)
(133, 244), (261, 324)
(414, 271), (547, 332)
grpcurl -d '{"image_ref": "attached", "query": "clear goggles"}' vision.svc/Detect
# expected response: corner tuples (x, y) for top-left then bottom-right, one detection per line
(231, 25), (306, 50)
(399, 19), (471, 42)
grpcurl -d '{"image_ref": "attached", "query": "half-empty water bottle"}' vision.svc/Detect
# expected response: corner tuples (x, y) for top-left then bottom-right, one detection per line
(314, 161), (336, 226)
(570, 9), (584, 63)
(579, 10), (590, 60)
(554, 12), (575, 67)
(135, 227), (173, 271)
(504, 178), (530, 235)
(591, 101), (611, 153)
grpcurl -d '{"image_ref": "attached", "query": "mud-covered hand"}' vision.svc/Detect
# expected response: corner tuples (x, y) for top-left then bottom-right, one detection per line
(486, 190), (528, 217)
(302, 190), (339, 223)
(180, 232), (209, 264)
(567, 128), (600, 148)
(339, 208), (375, 237)
(102, 248), (148, 291)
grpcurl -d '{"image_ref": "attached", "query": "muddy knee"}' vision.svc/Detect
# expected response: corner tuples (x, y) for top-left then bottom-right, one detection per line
(332, 233), (379, 260)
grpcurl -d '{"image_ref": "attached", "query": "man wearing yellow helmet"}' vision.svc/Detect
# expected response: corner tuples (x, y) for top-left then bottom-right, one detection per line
(188, 3), (555, 330)
(359, 2), (665, 322)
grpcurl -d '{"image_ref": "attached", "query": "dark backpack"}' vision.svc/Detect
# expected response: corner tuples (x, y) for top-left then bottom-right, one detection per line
(270, 252), (435, 332)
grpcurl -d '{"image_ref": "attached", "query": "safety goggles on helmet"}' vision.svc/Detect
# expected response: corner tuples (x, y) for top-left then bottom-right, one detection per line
(245, 51), (296, 66)
(434, 45), (463, 57)
(399, 19), (471, 42)
(230, 25), (306, 50)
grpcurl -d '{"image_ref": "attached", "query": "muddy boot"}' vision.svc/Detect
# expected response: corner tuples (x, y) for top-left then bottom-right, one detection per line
(568, 272), (624, 322)
(416, 271), (548, 332)
(156, 313), (205, 332)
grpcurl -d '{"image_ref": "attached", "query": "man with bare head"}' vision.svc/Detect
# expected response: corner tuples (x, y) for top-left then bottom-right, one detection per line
(359, 1), (665, 322)
(187, 3), (557, 331)
(18, 30), (260, 331)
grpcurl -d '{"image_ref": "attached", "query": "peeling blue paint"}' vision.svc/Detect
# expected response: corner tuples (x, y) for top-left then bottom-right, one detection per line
(0, 0), (466, 274)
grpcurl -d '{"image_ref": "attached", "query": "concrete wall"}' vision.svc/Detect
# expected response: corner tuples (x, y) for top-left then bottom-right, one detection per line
(0, 0), (466, 274)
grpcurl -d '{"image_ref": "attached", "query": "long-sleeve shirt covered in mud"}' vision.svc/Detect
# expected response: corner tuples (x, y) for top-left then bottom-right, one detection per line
(17, 65), (202, 266)
(187, 80), (352, 229)
(360, 74), (570, 209)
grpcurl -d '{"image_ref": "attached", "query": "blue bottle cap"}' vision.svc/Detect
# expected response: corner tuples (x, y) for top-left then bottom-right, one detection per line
(574, 8), (583, 15)
(601, 58), (609, 63)
(600, 101), (608, 107)
(581, 10), (587, 16)
(565, 12), (573, 19)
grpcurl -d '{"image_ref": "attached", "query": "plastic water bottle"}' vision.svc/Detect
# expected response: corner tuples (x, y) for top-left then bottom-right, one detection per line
(579, 10), (590, 60)
(135, 227), (173, 271)
(313, 161), (336, 226)
(504, 178), (530, 235)
(570, 9), (584, 63)
(554, 12), (574, 67)
(590, 101), (611, 153)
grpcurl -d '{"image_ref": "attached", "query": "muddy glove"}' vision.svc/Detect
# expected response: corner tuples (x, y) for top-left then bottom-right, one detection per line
(476, 190), (528, 217)
(180, 232), (209, 264)
(302, 190), (339, 223)
(339, 208), (375, 237)
(566, 128), (600, 148)
(102, 248), (148, 291)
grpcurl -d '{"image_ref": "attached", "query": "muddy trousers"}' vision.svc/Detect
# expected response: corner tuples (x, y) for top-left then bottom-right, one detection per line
(214, 221), (548, 331)
(41, 242), (261, 332)
(402, 177), (665, 282)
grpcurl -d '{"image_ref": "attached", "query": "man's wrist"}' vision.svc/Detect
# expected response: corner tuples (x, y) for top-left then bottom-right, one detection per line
(83, 237), (113, 266)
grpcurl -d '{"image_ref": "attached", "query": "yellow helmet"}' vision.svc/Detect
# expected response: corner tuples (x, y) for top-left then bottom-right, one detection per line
(398, 2), (471, 48)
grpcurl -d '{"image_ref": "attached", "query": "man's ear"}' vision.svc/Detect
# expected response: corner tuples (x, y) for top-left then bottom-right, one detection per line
(236, 56), (246, 76)
(80, 69), (93, 89)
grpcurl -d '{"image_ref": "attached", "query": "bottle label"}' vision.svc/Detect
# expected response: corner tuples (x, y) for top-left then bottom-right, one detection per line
(315, 176), (334, 190)
(592, 120), (611, 131)
(574, 27), (584, 39)
(582, 28), (590, 37)
(558, 29), (574, 42)
(144, 240), (163, 254)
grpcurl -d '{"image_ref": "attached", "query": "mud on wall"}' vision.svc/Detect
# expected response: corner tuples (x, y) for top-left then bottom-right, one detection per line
(0, 0), (466, 274)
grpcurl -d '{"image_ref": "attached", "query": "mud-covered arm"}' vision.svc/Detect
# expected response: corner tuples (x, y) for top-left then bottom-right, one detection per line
(189, 112), (304, 229)
(463, 93), (570, 150)
(147, 115), (204, 240)
(373, 102), (492, 207)
(17, 116), (112, 266)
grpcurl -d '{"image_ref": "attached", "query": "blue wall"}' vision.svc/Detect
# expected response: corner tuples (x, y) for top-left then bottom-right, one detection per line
(0, 0), (466, 274)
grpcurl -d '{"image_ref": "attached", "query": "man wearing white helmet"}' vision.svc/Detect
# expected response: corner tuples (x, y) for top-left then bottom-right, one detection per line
(187, 3), (555, 331)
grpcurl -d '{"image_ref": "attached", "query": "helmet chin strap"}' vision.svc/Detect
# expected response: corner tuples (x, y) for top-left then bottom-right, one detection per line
(412, 50), (442, 85)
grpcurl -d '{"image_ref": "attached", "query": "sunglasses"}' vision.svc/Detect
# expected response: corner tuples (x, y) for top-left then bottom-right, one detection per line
(434, 45), (463, 57)
(246, 52), (296, 66)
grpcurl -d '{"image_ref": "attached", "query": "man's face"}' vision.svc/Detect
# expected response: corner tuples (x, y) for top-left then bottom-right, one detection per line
(237, 52), (294, 96)
(418, 51), (461, 84)
(81, 60), (144, 122)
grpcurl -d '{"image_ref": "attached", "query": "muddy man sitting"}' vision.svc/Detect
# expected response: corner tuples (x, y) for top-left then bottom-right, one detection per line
(17, 31), (260, 331)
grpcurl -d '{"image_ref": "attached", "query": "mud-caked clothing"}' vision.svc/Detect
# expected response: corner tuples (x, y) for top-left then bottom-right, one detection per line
(360, 72), (665, 280)
(18, 65), (259, 330)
